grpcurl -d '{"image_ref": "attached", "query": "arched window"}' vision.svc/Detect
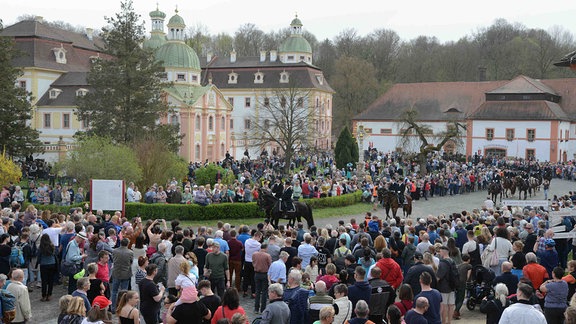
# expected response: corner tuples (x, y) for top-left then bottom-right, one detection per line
(195, 144), (201, 159)
(221, 116), (225, 130)
(170, 114), (179, 126)
(195, 115), (201, 129)
(221, 143), (225, 156)
(208, 116), (214, 131)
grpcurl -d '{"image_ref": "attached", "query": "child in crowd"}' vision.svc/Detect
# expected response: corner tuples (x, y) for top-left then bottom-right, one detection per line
(305, 256), (319, 283)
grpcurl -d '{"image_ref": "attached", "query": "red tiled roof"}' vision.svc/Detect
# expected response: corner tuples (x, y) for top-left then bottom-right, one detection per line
(487, 75), (557, 95)
(468, 100), (569, 120)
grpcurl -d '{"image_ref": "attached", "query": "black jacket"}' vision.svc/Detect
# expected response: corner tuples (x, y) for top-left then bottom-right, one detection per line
(403, 262), (438, 295)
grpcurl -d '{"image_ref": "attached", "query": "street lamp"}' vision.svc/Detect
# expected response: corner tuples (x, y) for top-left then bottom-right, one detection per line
(357, 124), (366, 179)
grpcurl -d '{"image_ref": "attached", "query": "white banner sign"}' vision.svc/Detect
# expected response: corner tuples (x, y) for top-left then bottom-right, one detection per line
(554, 232), (576, 239)
(502, 200), (549, 207)
(549, 210), (576, 226)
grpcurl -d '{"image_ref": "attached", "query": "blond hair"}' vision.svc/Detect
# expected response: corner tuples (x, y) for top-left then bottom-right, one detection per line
(67, 296), (87, 316)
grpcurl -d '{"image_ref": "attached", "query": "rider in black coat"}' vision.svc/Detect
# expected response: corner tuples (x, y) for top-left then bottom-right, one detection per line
(280, 181), (294, 211)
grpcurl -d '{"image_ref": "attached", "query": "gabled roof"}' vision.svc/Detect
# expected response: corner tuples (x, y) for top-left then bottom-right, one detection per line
(486, 75), (557, 95)
(468, 101), (570, 120)
(1, 20), (105, 51)
(165, 84), (211, 106)
(354, 81), (507, 121)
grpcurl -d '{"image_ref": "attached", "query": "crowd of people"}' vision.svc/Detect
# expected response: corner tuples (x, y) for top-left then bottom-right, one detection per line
(5, 151), (576, 324)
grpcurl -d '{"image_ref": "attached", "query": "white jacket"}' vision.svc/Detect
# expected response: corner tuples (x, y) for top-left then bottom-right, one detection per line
(499, 301), (546, 324)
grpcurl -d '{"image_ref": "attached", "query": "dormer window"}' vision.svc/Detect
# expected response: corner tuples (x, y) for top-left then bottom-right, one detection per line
(76, 88), (89, 97)
(176, 73), (186, 81)
(228, 72), (238, 84)
(280, 71), (289, 83)
(316, 74), (324, 85)
(52, 46), (67, 64)
(254, 72), (264, 84)
(49, 88), (62, 99)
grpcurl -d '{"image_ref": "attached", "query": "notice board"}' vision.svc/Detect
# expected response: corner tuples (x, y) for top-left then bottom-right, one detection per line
(90, 179), (125, 214)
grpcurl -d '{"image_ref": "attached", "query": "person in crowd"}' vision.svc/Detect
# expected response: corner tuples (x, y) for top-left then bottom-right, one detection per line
(284, 270), (310, 324)
(60, 296), (87, 324)
(332, 283), (352, 324)
(36, 233), (57, 301)
(403, 251), (437, 295)
(480, 283), (510, 324)
(308, 280), (334, 322)
(165, 292), (211, 324)
(368, 266), (396, 318)
(540, 266), (569, 324)
(523, 252), (548, 291)
(437, 246), (456, 324)
(111, 238), (133, 313)
(139, 264), (165, 324)
(243, 230), (262, 298)
(414, 272), (441, 324)
(72, 277), (92, 313)
(298, 233), (318, 269)
(394, 283), (414, 317)
(347, 300), (371, 324)
(314, 306), (335, 324)
(253, 243), (272, 314)
(347, 266), (372, 314)
(260, 283), (290, 324)
(198, 280), (221, 324)
(536, 239), (559, 278)
(205, 241), (230, 298)
(269, 251), (289, 285)
(493, 261), (518, 298)
(7, 269), (32, 323)
(210, 288), (247, 324)
(375, 248), (403, 289)
(499, 283), (546, 324)
(84, 295), (112, 324)
(228, 229), (243, 292)
(58, 295), (73, 324)
(404, 297), (429, 324)
(167, 245), (187, 296)
(64, 231), (88, 294)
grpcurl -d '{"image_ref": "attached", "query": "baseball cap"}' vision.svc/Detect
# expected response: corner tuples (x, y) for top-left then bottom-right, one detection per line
(545, 239), (556, 247)
(92, 296), (112, 309)
(414, 251), (424, 260)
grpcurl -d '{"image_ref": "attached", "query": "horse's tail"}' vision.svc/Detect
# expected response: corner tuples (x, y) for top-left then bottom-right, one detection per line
(305, 202), (314, 228)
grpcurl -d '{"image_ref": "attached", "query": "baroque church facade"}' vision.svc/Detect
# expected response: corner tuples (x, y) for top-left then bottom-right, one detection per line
(1, 6), (333, 163)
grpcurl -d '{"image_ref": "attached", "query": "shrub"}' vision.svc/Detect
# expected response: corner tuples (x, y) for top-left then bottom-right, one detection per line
(193, 164), (235, 187)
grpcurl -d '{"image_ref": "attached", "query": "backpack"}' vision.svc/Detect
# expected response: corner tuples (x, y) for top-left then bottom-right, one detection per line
(9, 243), (26, 268)
(30, 235), (40, 258)
(441, 258), (460, 290)
(0, 289), (16, 323)
(368, 221), (379, 233)
(150, 253), (167, 283)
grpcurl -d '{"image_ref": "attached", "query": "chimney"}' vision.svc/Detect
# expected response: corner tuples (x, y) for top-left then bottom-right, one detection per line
(478, 66), (487, 82)
(34, 16), (44, 23)
(86, 28), (94, 41)
(207, 52), (212, 63)
(230, 50), (236, 63)
(260, 50), (267, 62)
(270, 50), (277, 62)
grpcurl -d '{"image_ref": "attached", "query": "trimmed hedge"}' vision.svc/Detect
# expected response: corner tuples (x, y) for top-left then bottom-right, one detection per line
(29, 191), (363, 221)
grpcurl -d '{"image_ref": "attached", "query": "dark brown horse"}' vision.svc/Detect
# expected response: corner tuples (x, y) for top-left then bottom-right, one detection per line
(502, 177), (516, 198)
(515, 176), (530, 200)
(377, 188), (399, 219)
(488, 182), (503, 202)
(257, 189), (314, 228)
(402, 196), (413, 218)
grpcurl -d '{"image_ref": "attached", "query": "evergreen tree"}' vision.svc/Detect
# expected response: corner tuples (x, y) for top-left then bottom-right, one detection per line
(0, 20), (43, 157)
(76, 1), (177, 147)
(334, 126), (358, 169)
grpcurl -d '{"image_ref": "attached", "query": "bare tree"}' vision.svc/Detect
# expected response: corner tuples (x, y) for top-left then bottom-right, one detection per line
(397, 109), (466, 175)
(244, 82), (316, 174)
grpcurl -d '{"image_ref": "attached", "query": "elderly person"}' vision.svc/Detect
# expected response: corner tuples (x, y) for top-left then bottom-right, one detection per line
(333, 284), (352, 324)
(7, 269), (32, 323)
(349, 300), (371, 324)
(64, 231), (88, 294)
(260, 283), (290, 324)
(480, 283), (510, 324)
(309, 281), (334, 323)
(315, 306), (336, 324)
(72, 276), (92, 312)
(523, 252), (549, 291)
(284, 270), (311, 324)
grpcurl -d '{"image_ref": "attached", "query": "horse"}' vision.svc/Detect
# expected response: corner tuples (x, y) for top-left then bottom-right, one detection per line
(502, 177), (516, 198)
(402, 195), (413, 218)
(514, 176), (530, 200)
(529, 176), (541, 193)
(377, 188), (400, 219)
(257, 189), (314, 229)
(488, 182), (503, 202)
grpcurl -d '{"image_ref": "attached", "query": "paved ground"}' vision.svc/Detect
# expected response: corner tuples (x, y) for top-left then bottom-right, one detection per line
(31, 178), (575, 324)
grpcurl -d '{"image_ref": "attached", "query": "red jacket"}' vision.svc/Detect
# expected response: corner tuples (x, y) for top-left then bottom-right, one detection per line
(375, 257), (403, 289)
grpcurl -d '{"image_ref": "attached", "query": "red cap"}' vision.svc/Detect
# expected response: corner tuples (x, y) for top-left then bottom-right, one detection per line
(92, 296), (111, 309)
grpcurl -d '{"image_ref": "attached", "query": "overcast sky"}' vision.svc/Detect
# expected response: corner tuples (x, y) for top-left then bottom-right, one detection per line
(2, 0), (576, 43)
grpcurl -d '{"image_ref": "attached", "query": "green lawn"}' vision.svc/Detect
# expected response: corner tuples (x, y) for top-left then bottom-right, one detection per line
(178, 202), (373, 228)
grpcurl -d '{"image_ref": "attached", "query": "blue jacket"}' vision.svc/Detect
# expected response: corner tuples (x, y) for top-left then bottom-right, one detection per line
(284, 286), (309, 324)
(348, 280), (372, 312)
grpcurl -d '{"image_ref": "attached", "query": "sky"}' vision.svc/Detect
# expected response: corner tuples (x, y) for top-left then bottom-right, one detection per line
(2, 0), (576, 43)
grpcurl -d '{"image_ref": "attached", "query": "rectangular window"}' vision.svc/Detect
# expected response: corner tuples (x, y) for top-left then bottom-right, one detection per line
(380, 128), (392, 134)
(244, 119), (251, 130)
(526, 149), (535, 160)
(364, 128), (372, 134)
(287, 55), (294, 60)
(506, 128), (515, 141)
(230, 119), (234, 129)
(63, 113), (70, 128)
(177, 74), (186, 81)
(43, 113), (51, 128)
(400, 128), (413, 135)
(191, 75), (198, 82)
(264, 97), (270, 107)
(297, 97), (304, 108)
(486, 128), (494, 141)
(527, 129), (535, 142)
(228, 97), (234, 106)
(245, 97), (251, 108)
(281, 97), (286, 108)
(19, 80), (26, 88)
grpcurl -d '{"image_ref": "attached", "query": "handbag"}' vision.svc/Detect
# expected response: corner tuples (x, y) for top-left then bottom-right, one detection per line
(60, 242), (80, 276)
(490, 238), (500, 266)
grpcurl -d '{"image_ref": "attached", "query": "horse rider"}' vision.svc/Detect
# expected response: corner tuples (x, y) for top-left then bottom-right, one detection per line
(272, 177), (283, 199)
(279, 181), (294, 212)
